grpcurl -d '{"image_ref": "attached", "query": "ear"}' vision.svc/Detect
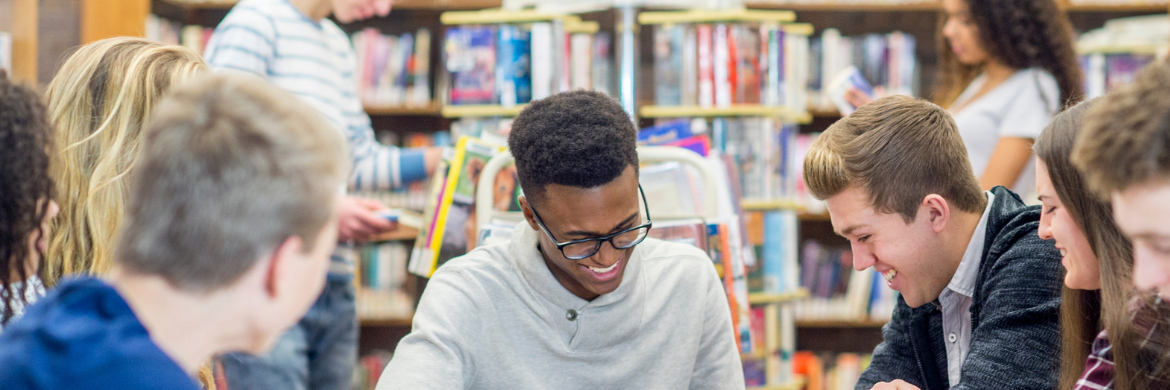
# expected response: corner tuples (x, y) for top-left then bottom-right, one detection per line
(921, 194), (950, 234)
(519, 196), (541, 233)
(263, 235), (306, 299)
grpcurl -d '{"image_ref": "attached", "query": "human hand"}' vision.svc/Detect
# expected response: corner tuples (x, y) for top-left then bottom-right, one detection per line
(423, 147), (443, 175)
(869, 380), (921, 390)
(337, 196), (397, 242)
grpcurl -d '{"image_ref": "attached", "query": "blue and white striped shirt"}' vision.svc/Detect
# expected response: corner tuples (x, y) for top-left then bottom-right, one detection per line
(204, 0), (427, 191)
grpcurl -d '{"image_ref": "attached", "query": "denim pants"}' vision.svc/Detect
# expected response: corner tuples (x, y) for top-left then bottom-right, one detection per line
(222, 274), (358, 390)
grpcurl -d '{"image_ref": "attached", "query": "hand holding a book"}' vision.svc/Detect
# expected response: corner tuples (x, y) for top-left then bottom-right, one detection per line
(868, 380), (921, 390)
(338, 195), (398, 242)
(844, 86), (886, 111)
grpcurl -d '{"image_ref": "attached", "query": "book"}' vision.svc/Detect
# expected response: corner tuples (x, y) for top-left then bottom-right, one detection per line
(591, 32), (614, 96)
(496, 25), (532, 106)
(826, 66), (875, 116)
(410, 136), (506, 277)
(697, 24), (715, 108)
(530, 22), (554, 100)
(0, 32), (10, 75)
(570, 33), (592, 91)
(446, 26), (496, 105)
(355, 242), (413, 320)
(647, 218), (708, 251)
(654, 24), (685, 105)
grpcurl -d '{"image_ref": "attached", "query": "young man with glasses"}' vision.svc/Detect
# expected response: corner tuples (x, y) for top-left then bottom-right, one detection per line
(377, 90), (745, 389)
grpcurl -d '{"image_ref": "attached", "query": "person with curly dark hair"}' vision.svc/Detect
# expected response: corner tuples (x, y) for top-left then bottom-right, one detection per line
(0, 71), (60, 331)
(378, 90), (745, 390)
(849, 0), (1083, 200)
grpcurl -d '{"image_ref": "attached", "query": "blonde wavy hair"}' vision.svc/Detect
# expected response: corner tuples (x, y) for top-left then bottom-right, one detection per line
(44, 37), (208, 287)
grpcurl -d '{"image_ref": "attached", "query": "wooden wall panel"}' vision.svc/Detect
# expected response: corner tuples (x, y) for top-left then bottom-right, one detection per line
(81, 0), (150, 44)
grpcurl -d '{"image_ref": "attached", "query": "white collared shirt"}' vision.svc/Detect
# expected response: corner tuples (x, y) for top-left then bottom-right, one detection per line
(938, 191), (995, 388)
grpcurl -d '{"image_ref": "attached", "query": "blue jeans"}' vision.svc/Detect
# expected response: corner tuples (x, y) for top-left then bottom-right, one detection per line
(222, 274), (357, 390)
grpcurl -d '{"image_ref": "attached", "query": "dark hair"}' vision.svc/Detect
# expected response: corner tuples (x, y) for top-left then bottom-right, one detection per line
(0, 71), (55, 325)
(508, 90), (639, 202)
(936, 0), (1083, 108)
(1036, 99), (1170, 389)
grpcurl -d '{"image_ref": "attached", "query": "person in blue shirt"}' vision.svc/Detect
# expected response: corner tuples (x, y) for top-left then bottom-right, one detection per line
(0, 73), (350, 389)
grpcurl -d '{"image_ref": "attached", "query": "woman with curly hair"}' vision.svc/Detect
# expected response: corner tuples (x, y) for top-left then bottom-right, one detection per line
(852, 0), (1083, 197)
(43, 37), (207, 287)
(0, 71), (60, 331)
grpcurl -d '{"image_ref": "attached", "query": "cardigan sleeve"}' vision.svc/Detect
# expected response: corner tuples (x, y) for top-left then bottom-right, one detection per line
(952, 223), (1063, 390)
(856, 297), (927, 390)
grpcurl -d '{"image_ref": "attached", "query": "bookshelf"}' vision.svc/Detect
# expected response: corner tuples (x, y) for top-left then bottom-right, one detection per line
(440, 104), (527, 118)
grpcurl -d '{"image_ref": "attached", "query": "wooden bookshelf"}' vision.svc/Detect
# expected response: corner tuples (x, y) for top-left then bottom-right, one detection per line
(742, 198), (803, 211)
(367, 225), (421, 242)
(1078, 43), (1166, 55)
(640, 105), (812, 123)
(364, 103), (443, 116)
(638, 8), (796, 24)
(797, 319), (888, 328)
(359, 316), (414, 327)
(441, 104), (527, 118)
(440, 8), (578, 25)
(748, 288), (810, 305)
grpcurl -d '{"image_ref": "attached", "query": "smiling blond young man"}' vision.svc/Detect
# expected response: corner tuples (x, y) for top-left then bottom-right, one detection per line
(1073, 59), (1170, 301)
(803, 95), (1063, 390)
(377, 90), (744, 390)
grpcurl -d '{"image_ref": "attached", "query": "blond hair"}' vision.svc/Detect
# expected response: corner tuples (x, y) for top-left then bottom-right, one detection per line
(803, 95), (986, 221)
(117, 72), (348, 291)
(43, 37), (207, 286)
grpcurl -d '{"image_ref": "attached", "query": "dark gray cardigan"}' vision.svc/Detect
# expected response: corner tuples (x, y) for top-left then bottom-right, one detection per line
(855, 187), (1064, 390)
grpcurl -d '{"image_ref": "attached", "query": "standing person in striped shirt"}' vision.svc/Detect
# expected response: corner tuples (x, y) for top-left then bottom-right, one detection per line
(203, 1), (440, 389)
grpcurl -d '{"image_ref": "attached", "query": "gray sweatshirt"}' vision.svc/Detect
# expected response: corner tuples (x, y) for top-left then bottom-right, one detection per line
(377, 224), (745, 390)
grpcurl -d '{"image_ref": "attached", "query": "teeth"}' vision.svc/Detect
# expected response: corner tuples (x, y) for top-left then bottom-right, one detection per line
(588, 261), (619, 274)
(882, 269), (897, 283)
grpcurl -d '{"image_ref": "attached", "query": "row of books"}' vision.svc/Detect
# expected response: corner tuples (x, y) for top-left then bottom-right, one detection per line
(809, 28), (918, 113)
(1078, 14), (1169, 99)
(145, 15), (213, 54)
(351, 28), (433, 108)
(652, 22), (811, 110)
(793, 351), (872, 390)
(637, 119), (824, 211)
(353, 131), (453, 212)
(444, 24), (613, 106)
(352, 242), (414, 321)
(793, 240), (897, 322)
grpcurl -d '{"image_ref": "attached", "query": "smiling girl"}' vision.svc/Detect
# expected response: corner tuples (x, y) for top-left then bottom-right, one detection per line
(1035, 99), (1170, 390)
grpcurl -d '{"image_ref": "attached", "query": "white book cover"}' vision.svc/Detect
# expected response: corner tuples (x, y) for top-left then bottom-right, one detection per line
(0, 32), (11, 75)
(765, 25), (781, 107)
(698, 25), (715, 108)
(570, 33), (591, 90)
(714, 24), (732, 108)
(181, 25), (204, 55)
(553, 20), (569, 94)
(530, 22), (553, 100)
(682, 26), (699, 106)
(818, 28), (841, 110)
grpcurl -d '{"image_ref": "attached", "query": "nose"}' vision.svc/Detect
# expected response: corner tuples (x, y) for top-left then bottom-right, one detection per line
(942, 19), (958, 40)
(590, 241), (623, 267)
(851, 242), (875, 271)
(1133, 245), (1170, 294)
(1037, 213), (1054, 240)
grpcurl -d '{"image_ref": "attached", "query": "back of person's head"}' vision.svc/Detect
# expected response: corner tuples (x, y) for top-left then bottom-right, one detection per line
(1035, 99), (1164, 390)
(0, 71), (56, 325)
(508, 90), (638, 202)
(804, 95), (986, 222)
(43, 37), (208, 287)
(936, 0), (1082, 107)
(1074, 59), (1170, 197)
(117, 72), (348, 294)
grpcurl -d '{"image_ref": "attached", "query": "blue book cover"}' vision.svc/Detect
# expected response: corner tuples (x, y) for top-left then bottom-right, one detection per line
(762, 211), (787, 293)
(637, 120), (693, 145)
(496, 25), (531, 106)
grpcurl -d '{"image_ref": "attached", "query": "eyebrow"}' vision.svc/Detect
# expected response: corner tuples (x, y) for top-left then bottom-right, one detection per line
(835, 224), (867, 238)
(564, 212), (640, 238)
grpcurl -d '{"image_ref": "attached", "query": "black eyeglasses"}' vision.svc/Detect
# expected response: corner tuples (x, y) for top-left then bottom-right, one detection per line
(529, 185), (653, 260)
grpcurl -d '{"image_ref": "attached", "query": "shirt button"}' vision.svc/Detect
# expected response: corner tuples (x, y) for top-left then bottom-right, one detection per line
(948, 333), (958, 343)
(566, 310), (578, 321)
